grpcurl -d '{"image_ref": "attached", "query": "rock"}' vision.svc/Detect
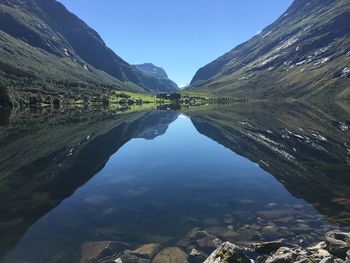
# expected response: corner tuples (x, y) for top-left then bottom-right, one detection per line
(81, 241), (130, 263)
(196, 235), (222, 254)
(221, 230), (240, 242)
(130, 244), (161, 259)
(205, 227), (228, 237)
(325, 231), (350, 258)
(319, 257), (335, 263)
(256, 209), (295, 220)
(227, 225), (234, 231)
(204, 242), (251, 263)
(249, 223), (262, 231)
(274, 216), (294, 225)
(224, 218), (233, 224)
(308, 241), (327, 251)
(175, 238), (192, 250)
(316, 249), (331, 258)
(347, 250), (350, 262)
(188, 248), (207, 263)
(236, 228), (261, 241)
(265, 247), (298, 263)
(254, 239), (287, 254)
(262, 225), (281, 240)
(188, 230), (209, 240)
(116, 252), (151, 263)
(152, 247), (187, 263)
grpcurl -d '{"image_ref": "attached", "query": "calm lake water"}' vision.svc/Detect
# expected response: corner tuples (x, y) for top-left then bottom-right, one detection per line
(0, 103), (350, 263)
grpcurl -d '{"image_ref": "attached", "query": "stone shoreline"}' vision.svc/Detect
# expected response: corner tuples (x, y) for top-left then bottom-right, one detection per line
(81, 231), (350, 263)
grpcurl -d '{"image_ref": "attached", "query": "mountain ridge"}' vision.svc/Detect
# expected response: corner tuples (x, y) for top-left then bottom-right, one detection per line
(134, 63), (179, 93)
(189, 0), (350, 100)
(0, 0), (177, 106)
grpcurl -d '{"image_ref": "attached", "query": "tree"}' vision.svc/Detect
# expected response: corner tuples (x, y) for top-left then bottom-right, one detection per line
(169, 93), (181, 101)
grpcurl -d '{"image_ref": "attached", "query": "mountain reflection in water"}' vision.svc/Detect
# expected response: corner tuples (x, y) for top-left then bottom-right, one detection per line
(0, 103), (349, 263)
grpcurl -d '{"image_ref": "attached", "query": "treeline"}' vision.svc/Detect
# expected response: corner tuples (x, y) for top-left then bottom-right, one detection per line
(0, 75), (117, 108)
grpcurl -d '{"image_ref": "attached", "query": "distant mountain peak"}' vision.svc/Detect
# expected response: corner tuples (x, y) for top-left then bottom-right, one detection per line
(134, 63), (179, 93)
(134, 63), (169, 79)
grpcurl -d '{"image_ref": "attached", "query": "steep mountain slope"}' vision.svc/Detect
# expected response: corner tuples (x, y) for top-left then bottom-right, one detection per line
(190, 0), (350, 100)
(0, 0), (175, 106)
(134, 63), (179, 93)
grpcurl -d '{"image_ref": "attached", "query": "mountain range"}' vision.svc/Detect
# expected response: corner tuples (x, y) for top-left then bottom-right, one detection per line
(190, 0), (350, 100)
(0, 0), (178, 106)
(1, 0), (349, 104)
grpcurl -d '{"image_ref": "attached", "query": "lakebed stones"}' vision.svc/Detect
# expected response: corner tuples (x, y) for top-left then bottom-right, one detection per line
(325, 231), (350, 258)
(203, 242), (251, 263)
(115, 252), (151, 263)
(196, 234), (222, 254)
(151, 247), (188, 263)
(130, 243), (161, 259)
(81, 230), (350, 263)
(80, 241), (131, 263)
(256, 209), (296, 221)
(188, 248), (207, 263)
(254, 239), (287, 254)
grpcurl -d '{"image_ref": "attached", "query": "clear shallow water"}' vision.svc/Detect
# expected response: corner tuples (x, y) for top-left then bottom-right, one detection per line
(1, 104), (350, 263)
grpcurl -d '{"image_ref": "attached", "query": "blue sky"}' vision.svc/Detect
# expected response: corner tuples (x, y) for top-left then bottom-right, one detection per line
(58, 0), (292, 86)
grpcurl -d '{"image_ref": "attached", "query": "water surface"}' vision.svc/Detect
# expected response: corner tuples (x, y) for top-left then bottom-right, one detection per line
(0, 103), (349, 263)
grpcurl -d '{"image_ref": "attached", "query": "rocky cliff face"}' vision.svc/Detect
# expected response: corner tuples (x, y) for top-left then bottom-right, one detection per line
(190, 0), (350, 100)
(135, 63), (179, 93)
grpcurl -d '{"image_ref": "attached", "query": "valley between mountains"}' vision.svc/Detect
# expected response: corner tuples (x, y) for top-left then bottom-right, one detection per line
(0, 0), (349, 106)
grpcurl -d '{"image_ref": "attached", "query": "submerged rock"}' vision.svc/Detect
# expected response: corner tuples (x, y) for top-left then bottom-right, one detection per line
(325, 231), (350, 258)
(203, 242), (251, 263)
(188, 248), (207, 263)
(196, 234), (222, 254)
(254, 239), (287, 254)
(188, 230), (210, 240)
(115, 252), (151, 263)
(256, 209), (295, 220)
(80, 241), (130, 263)
(130, 244), (161, 259)
(152, 247), (187, 263)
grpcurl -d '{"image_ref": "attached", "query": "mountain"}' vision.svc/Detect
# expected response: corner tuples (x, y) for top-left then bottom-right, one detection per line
(0, 0), (174, 106)
(190, 0), (350, 100)
(135, 63), (169, 79)
(134, 63), (179, 93)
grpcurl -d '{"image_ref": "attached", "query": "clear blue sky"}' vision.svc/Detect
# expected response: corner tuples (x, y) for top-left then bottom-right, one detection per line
(58, 0), (292, 86)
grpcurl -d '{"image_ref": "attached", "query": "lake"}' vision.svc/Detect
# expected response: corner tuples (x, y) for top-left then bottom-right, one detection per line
(0, 103), (349, 263)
